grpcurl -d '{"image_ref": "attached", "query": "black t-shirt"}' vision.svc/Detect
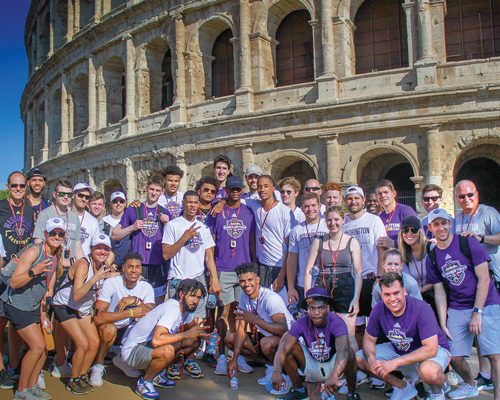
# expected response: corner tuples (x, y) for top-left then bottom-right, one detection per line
(0, 199), (36, 262)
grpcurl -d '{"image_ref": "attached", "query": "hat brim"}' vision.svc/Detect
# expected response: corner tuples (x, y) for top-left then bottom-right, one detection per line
(299, 294), (335, 310)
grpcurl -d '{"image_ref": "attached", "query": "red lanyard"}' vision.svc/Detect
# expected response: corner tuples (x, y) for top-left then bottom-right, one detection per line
(226, 204), (241, 257)
(461, 205), (478, 233)
(166, 193), (179, 217)
(326, 233), (343, 274)
(198, 208), (209, 224)
(411, 254), (424, 286)
(313, 325), (326, 360)
(384, 203), (397, 232)
(8, 199), (25, 245)
(305, 220), (321, 244)
(43, 243), (57, 291)
(53, 205), (70, 247)
(142, 204), (158, 262)
(259, 200), (277, 233)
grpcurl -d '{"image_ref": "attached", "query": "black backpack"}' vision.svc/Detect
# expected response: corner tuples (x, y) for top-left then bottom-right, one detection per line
(427, 235), (471, 270)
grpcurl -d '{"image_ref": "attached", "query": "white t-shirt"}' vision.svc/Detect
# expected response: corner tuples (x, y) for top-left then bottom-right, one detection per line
(98, 276), (155, 329)
(246, 200), (295, 267)
(289, 219), (329, 287)
(121, 298), (194, 360)
(319, 204), (327, 218)
(162, 216), (215, 279)
(343, 212), (386, 277)
(103, 214), (131, 265)
(78, 211), (100, 255)
(238, 287), (294, 336)
(293, 207), (306, 226)
(243, 190), (282, 203)
(158, 191), (185, 219)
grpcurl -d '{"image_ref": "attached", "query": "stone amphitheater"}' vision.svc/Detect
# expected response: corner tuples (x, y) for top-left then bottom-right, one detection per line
(21, 0), (500, 215)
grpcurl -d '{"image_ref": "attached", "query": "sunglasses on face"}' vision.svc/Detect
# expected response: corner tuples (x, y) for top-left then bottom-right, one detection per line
(402, 227), (419, 234)
(280, 190), (292, 195)
(76, 193), (91, 201)
(458, 192), (476, 200)
(423, 196), (441, 203)
(10, 184), (26, 189)
(112, 199), (126, 204)
(57, 192), (73, 198)
(305, 187), (321, 192)
(48, 231), (65, 238)
(202, 188), (217, 195)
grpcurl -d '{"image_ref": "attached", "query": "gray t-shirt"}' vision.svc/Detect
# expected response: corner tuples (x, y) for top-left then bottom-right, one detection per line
(33, 206), (81, 261)
(372, 272), (423, 308)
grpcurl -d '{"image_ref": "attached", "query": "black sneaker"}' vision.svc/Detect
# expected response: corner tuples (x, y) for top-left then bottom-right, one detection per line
(203, 353), (217, 368)
(80, 375), (95, 393)
(7, 365), (21, 380)
(66, 378), (87, 395)
(416, 382), (429, 400)
(278, 387), (308, 400)
(0, 369), (14, 389)
(347, 393), (361, 400)
(475, 373), (494, 391)
(384, 387), (393, 397)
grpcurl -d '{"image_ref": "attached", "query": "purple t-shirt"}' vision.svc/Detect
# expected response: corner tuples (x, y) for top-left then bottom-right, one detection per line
(379, 203), (418, 245)
(288, 313), (348, 362)
(367, 296), (450, 356)
(426, 235), (500, 310)
(207, 204), (255, 272)
(119, 205), (171, 266)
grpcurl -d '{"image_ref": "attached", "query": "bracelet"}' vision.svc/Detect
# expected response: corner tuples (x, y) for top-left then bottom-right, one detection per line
(130, 308), (134, 318)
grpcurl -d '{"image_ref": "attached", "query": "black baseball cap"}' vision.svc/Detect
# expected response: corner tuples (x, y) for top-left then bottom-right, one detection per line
(226, 176), (244, 190)
(26, 167), (46, 181)
(299, 287), (334, 310)
(401, 216), (421, 230)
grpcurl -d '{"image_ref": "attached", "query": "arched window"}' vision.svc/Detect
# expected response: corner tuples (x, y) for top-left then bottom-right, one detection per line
(80, 0), (95, 28)
(353, 0), (408, 74)
(73, 74), (89, 136)
(50, 90), (62, 146)
(54, 0), (68, 50)
(41, 13), (50, 61)
(102, 56), (126, 125)
(445, 0), (500, 61)
(275, 10), (314, 87)
(211, 29), (234, 98)
(162, 50), (174, 109)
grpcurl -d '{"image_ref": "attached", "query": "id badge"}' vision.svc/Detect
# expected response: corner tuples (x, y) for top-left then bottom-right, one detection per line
(230, 239), (237, 248)
(146, 242), (152, 250)
(64, 249), (70, 259)
(45, 296), (53, 306)
(259, 236), (265, 245)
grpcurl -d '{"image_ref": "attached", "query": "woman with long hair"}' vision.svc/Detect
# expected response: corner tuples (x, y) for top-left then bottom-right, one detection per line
(304, 206), (362, 351)
(1, 218), (65, 400)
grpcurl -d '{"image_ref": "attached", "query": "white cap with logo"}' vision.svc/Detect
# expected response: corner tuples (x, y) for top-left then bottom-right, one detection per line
(344, 186), (364, 198)
(91, 233), (112, 248)
(73, 182), (95, 194)
(45, 217), (67, 233)
(110, 191), (126, 202)
(427, 208), (451, 224)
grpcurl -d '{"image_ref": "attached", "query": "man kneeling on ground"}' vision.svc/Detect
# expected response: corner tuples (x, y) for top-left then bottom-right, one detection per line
(120, 279), (209, 400)
(356, 273), (451, 400)
(272, 287), (361, 400)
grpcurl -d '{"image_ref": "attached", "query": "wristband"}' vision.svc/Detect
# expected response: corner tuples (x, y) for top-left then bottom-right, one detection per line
(130, 308), (134, 318)
(480, 234), (485, 243)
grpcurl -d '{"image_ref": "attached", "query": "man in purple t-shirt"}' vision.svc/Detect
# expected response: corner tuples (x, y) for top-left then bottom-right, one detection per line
(112, 176), (171, 304)
(356, 273), (451, 400)
(426, 208), (500, 400)
(272, 288), (360, 400)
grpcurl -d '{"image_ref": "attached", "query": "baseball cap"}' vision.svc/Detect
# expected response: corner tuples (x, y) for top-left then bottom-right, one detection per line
(73, 182), (95, 194)
(344, 186), (364, 198)
(299, 287), (334, 310)
(428, 208), (451, 224)
(401, 216), (421, 230)
(110, 191), (126, 202)
(226, 176), (244, 190)
(26, 167), (47, 181)
(91, 233), (112, 248)
(44, 217), (67, 233)
(245, 165), (262, 177)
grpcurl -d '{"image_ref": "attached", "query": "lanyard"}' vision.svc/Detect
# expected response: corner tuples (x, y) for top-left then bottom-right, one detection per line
(8, 199), (25, 246)
(28, 196), (45, 213)
(166, 193), (179, 218)
(384, 203), (397, 232)
(461, 205), (478, 233)
(198, 207), (209, 224)
(411, 254), (424, 287)
(226, 204), (241, 257)
(305, 220), (321, 244)
(326, 233), (343, 274)
(313, 325), (326, 360)
(90, 258), (104, 295)
(43, 243), (57, 292)
(53, 205), (70, 247)
(259, 200), (277, 233)
(142, 204), (158, 262)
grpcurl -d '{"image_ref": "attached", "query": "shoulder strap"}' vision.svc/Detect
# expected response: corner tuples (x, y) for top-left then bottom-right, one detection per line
(459, 235), (472, 261)
(102, 221), (111, 236)
(136, 204), (144, 221)
(347, 237), (353, 252)
(427, 242), (437, 270)
(157, 205), (165, 227)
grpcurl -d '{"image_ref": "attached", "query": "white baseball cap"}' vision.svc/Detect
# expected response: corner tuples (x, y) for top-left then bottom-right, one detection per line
(245, 165), (262, 177)
(91, 233), (112, 248)
(73, 182), (95, 194)
(427, 208), (451, 224)
(110, 191), (126, 202)
(345, 186), (364, 198)
(44, 217), (67, 233)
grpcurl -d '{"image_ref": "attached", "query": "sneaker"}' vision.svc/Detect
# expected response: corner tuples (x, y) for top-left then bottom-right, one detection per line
(270, 375), (292, 395)
(31, 385), (52, 399)
(195, 349), (204, 360)
(136, 378), (160, 400)
(13, 388), (42, 400)
(79, 375), (95, 393)
(51, 361), (71, 379)
(152, 371), (175, 388)
(237, 356), (254, 373)
(416, 382), (429, 400)
(65, 378), (87, 395)
(385, 387), (393, 397)
(278, 387), (308, 400)
(339, 382), (348, 394)
(113, 355), (141, 378)
(447, 383), (480, 399)
(346, 394), (361, 400)
(391, 380), (417, 400)
(429, 391), (445, 400)
(90, 364), (106, 387)
(215, 354), (228, 375)
(258, 365), (273, 385)
(204, 353), (217, 368)
(0, 368), (14, 389)
(104, 354), (114, 364)
(371, 378), (386, 390)
(167, 364), (181, 380)
(37, 372), (46, 390)
(447, 371), (463, 386)
(184, 359), (204, 379)
(475, 373), (494, 391)
(8, 365), (21, 380)
(442, 381), (451, 394)
(357, 371), (372, 385)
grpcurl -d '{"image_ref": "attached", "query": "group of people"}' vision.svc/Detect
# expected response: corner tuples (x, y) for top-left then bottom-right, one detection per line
(0, 153), (498, 400)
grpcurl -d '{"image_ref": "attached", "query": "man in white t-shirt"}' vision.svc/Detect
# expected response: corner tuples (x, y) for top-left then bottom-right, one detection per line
(90, 253), (156, 386)
(121, 279), (210, 399)
(243, 165), (282, 202)
(102, 191), (130, 266)
(162, 191), (221, 319)
(157, 165), (185, 219)
(287, 192), (328, 307)
(88, 191), (106, 232)
(278, 177), (305, 226)
(72, 183), (102, 257)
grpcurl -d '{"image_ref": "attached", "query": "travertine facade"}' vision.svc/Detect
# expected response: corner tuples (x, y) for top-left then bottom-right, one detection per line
(21, 0), (500, 215)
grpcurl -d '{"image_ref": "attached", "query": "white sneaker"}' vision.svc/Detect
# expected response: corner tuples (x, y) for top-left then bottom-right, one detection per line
(429, 391), (445, 400)
(447, 383), (480, 399)
(357, 370), (372, 385)
(51, 361), (71, 378)
(90, 364), (106, 387)
(270, 374), (292, 395)
(215, 354), (228, 376)
(37, 372), (46, 390)
(195, 349), (204, 360)
(113, 355), (141, 378)
(390, 379), (418, 400)
(258, 365), (273, 385)
(237, 356), (253, 373)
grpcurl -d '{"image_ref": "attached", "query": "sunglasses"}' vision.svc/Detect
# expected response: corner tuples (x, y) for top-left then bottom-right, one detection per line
(76, 193), (91, 201)
(57, 192), (73, 198)
(280, 190), (292, 195)
(48, 231), (65, 238)
(402, 227), (419, 234)
(112, 199), (126, 204)
(458, 192), (476, 200)
(10, 184), (26, 189)
(305, 187), (321, 192)
(202, 188), (217, 195)
(423, 196), (441, 203)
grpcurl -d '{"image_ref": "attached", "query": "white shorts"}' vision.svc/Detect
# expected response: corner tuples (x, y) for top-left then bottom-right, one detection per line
(298, 342), (337, 382)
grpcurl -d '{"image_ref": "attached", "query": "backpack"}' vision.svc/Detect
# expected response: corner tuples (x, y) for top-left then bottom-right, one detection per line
(0, 243), (41, 287)
(135, 204), (166, 227)
(427, 235), (471, 271)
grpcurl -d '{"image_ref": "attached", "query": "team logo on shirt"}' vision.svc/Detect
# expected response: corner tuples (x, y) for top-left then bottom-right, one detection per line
(184, 234), (203, 254)
(441, 259), (467, 286)
(80, 227), (89, 243)
(388, 324), (413, 352)
(4, 213), (32, 246)
(223, 216), (247, 239)
(308, 332), (331, 362)
(167, 201), (182, 219)
(344, 226), (371, 245)
(142, 212), (159, 237)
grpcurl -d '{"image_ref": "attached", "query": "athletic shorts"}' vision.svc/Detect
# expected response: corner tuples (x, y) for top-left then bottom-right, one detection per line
(217, 271), (242, 306)
(124, 342), (153, 370)
(298, 343), (337, 383)
(257, 263), (289, 305)
(314, 272), (354, 314)
(4, 303), (40, 331)
(447, 305), (500, 357)
(142, 264), (167, 297)
(53, 305), (81, 323)
(168, 273), (207, 319)
(358, 275), (377, 317)
(246, 331), (266, 359)
(114, 326), (129, 346)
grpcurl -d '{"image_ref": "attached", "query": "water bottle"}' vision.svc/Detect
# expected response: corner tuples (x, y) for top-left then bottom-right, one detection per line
(311, 266), (320, 286)
(288, 303), (298, 315)
(230, 371), (238, 389)
(42, 320), (55, 351)
(207, 292), (217, 308)
(206, 329), (219, 355)
(321, 384), (335, 400)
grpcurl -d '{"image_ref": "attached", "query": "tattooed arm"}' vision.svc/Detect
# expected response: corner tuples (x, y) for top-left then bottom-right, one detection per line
(271, 333), (297, 391)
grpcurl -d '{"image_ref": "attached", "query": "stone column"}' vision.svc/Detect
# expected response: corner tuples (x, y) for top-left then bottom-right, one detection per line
(169, 11), (187, 125)
(321, 0), (334, 76)
(417, 0), (433, 61)
(67, 0), (75, 41)
(36, 15), (43, 65)
(322, 134), (341, 183)
(88, 56), (98, 143)
(32, 100), (39, 165)
(422, 123), (442, 185)
(316, 16), (339, 102)
(26, 109), (33, 170)
(331, 17), (356, 78)
(410, 176), (425, 216)
(402, 2), (418, 66)
(61, 72), (70, 154)
(239, 144), (254, 190)
(49, 0), (55, 56)
(95, 0), (102, 23)
(102, 0), (112, 15)
(124, 158), (137, 201)
(239, 0), (251, 89)
(124, 34), (137, 135)
(74, 0), (81, 32)
(30, 33), (37, 73)
(176, 154), (188, 192)
(42, 88), (50, 162)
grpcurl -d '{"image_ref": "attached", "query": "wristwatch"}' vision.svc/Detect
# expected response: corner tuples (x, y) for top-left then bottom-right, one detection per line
(28, 270), (35, 278)
(472, 307), (483, 314)
(479, 234), (485, 243)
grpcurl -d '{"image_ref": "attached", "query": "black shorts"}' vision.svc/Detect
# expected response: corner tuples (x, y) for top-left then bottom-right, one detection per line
(358, 275), (377, 317)
(53, 305), (80, 323)
(314, 272), (354, 314)
(142, 264), (167, 289)
(114, 326), (128, 346)
(4, 303), (40, 331)
(246, 330), (266, 359)
(257, 264), (281, 288)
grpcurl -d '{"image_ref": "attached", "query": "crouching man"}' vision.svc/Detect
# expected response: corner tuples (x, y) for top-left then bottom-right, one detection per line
(120, 279), (209, 400)
(356, 273), (451, 400)
(272, 288), (361, 400)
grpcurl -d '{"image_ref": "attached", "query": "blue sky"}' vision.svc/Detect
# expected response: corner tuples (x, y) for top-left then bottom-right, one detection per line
(0, 1), (31, 186)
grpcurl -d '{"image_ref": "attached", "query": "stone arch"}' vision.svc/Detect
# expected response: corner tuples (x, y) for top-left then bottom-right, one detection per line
(144, 37), (171, 114)
(50, 89), (62, 146)
(187, 161), (214, 190)
(262, 150), (322, 183)
(53, 0), (68, 51)
(101, 56), (126, 125)
(41, 13), (51, 61)
(72, 73), (89, 137)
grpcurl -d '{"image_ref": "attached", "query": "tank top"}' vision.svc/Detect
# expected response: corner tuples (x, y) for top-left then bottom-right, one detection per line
(319, 235), (353, 275)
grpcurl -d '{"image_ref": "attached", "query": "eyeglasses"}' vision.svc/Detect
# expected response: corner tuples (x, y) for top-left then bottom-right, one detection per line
(280, 190), (292, 195)
(48, 231), (65, 238)
(57, 192), (73, 198)
(423, 196), (441, 203)
(458, 192), (476, 200)
(112, 199), (125, 204)
(202, 188), (217, 195)
(76, 193), (91, 201)
(10, 184), (26, 189)
(402, 227), (419, 234)
(305, 187), (321, 192)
